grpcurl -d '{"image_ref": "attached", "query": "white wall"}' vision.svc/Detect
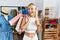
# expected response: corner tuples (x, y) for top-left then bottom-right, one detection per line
(0, 0), (60, 17)
(44, 0), (59, 18)
(1, 0), (35, 6)
(57, 0), (60, 18)
(35, 0), (43, 10)
(0, 0), (1, 6)
(1, 0), (43, 10)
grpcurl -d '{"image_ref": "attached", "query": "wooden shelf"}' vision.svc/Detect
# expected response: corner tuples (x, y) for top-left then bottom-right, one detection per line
(43, 18), (58, 40)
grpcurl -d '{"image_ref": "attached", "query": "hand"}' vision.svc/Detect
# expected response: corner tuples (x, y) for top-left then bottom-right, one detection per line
(18, 28), (22, 35)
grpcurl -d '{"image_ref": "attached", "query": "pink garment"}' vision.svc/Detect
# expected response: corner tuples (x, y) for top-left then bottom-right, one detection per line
(9, 13), (22, 26)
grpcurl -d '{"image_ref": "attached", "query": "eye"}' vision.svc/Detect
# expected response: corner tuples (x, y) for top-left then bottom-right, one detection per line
(31, 8), (33, 10)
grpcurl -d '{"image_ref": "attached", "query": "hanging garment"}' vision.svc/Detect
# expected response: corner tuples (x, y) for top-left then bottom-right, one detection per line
(0, 14), (13, 40)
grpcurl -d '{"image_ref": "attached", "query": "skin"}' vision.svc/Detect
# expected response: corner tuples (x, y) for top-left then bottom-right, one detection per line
(28, 5), (36, 17)
(20, 5), (41, 32)
(19, 4), (43, 38)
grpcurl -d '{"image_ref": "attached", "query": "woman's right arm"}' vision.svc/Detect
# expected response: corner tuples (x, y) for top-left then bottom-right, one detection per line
(20, 16), (29, 32)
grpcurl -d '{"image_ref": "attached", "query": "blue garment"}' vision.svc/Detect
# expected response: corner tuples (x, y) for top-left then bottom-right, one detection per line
(8, 10), (13, 21)
(0, 14), (13, 40)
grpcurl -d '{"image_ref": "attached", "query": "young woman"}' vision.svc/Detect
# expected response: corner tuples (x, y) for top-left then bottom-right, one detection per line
(20, 3), (42, 40)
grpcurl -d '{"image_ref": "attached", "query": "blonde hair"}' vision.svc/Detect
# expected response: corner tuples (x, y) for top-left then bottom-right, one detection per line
(28, 3), (38, 17)
(28, 3), (37, 9)
(28, 3), (36, 7)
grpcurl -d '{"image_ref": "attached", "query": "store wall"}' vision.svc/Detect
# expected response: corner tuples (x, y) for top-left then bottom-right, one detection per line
(0, 0), (60, 17)
(1, 0), (43, 10)
(0, 0), (1, 6)
(57, 0), (60, 18)
(44, 0), (59, 18)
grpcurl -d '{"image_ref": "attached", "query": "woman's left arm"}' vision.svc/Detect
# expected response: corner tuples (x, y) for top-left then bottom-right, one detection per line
(35, 9), (42, 32)
(35, 19), (42, 32)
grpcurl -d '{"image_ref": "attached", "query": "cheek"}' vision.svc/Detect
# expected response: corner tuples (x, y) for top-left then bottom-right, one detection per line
(32, 10), (36, 13)
(28, 10), (33, 13)
(28, 9), (36, 13)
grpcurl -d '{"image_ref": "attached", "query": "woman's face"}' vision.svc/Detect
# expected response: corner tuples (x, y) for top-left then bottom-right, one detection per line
(28, 5), (36, 16)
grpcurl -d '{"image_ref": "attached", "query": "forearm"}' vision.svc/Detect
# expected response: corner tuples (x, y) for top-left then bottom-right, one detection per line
(20, 21), (29, 32)
(37, 24), (42, 32)
(37, 26), (41, 32)
(36, 20), (42, 32)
